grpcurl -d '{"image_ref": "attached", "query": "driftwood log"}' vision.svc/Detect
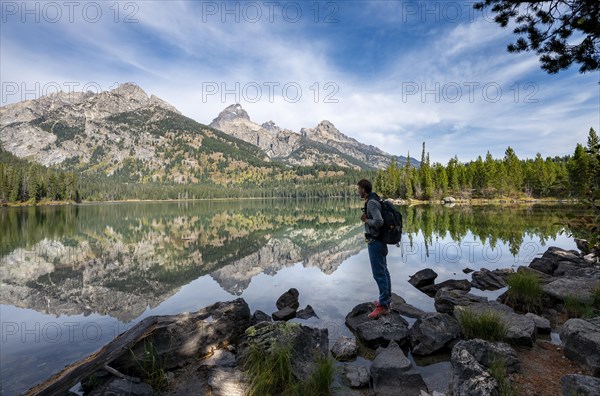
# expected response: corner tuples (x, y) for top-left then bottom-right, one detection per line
(25, 298), (250, 396)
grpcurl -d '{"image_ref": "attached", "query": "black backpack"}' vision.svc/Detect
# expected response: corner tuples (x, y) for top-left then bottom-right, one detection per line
(365, 196), (403, 245)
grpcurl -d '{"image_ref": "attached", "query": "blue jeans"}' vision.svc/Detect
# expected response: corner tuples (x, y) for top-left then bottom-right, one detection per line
(368, 239), (391, 307)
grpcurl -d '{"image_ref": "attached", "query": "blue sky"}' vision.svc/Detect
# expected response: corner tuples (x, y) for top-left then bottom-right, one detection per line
(1, 0), (598, 163)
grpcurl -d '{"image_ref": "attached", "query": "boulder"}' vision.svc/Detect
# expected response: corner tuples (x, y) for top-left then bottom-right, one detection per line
(421, 279), (471, 297)
(553, 262), (600, 279)
(449, 343), (499, 396)
(272, 307), (297, 321)
(345, 302), (410, 349)
(250, 310), (272, 326)
(200, 349), (236, 368)
(529, 257), (557, 275)
(391, 293), (427, 319)
(560, 374), (600, 396)
(442, 196), (456, 204)
(343, 365), (370, 388)
(560, 318), (600, 376)
(463, 268), (474, 274)
(242, 321), (328, 381)
(296, 304), (318, 319)
(525, 313), (551, 335)
(370, 342), (428, 396)
(113, 299), (251, 373)
(470, 268), (513, 291)
(409, 313), (460, 356)
(331, 335), (358, 361)
(276, 288), (300, 310)
(409, 269), (438, 289)
(457, 302), (536, 346)
(453, 339), (520, 374)
(543, 278), (600, 304)
(434, 288), (488, 314)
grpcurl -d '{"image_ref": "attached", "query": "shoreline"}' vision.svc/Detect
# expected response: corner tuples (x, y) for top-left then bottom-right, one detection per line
(0, 196), (583, 208)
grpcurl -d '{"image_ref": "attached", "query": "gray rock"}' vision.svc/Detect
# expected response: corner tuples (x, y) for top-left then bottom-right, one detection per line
(250, 310), (272, 325)
(543, 277), (600, 304)
(525, 313), (551, 334)
(561, 374), (600, 396)
(463, 268), (474, 274)
(242, 321), (328, 381)
(470, 268), (512, 291)
(457, 302), (536, 346)
(543, 246), (585, 265)
(272, 307), (297, 321)
(276, 288), (300, 310)
(296, 304), (318, 319)
(207, 367), (246, 396)
(112, 299), (250, 373)
(409, 313), (460, 356)
(454, 339), (520, 374)
(331, 335), (358, 361)
(553, 261), (600, 279)
(560, 318), (600, 376)
(371, 342), (428, 396)
(409, 269), (438, 289)
(442, 197), (456, 204)
(345, 302), (410, 349)
(391, 293), (427, 319)
(529, 257), (557, 275)
(449, 344), (499, 396)
(343, 365), (370, 388)
(200, 349), (236, 368)
(434, 288), (488, 314)
(421, 279), (471, 297)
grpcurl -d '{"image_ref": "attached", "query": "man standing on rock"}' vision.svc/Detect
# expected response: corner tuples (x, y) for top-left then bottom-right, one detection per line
(357, 179), (391, 319)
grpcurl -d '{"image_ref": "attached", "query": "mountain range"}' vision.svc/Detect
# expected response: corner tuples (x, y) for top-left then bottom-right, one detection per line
(0, 83), (416, 184)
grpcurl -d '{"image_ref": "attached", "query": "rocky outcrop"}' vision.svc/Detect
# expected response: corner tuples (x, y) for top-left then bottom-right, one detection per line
(453, 339), (520, 374)
(345, 302), (410, 349)
(408, 268), (438, 289)
(331, 336), (358, 361)
(370, 341), (428, 396)
(543, 278), (600, 304)
(113, 299), (251, 373)
(456, 302), (536, 346)
(409, 313), (460, 356)
(421, 279), (472, 297)
(560, 374), (600, 396)
(343, 365), (370, 388)
(560, 318), (600, 375)
(449, 343), (499, 396)
(434, 288), (488, 314)
(242, 321), (329, 381)
(470, 268), (513, 291)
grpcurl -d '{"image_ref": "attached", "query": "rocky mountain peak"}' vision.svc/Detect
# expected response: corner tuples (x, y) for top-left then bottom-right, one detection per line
(210, 103), (250, 127)
(301, 120), (354, 144)
(261, 120), (281, 133)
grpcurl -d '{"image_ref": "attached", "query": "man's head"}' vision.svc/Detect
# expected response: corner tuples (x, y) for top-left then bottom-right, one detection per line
(356, 179), (372, 199)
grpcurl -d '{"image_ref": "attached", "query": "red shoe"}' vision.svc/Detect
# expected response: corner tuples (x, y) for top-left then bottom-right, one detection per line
(368, 305), (390, 319)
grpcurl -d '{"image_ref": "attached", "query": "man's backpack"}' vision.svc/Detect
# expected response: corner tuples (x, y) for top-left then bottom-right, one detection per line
(366, 196), (403, 245)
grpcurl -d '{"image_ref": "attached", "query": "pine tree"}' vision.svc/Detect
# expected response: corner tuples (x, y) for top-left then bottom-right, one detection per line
(504, 147), (523, 194)
(568, 144), (591, 196)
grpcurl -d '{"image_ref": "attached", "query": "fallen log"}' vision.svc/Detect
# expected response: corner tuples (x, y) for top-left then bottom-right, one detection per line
(24, 298), (250, 396)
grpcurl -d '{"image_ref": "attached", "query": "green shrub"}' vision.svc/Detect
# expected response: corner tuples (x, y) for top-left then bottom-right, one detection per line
(456, 308), (508, 342)
(244, 342), (335, 396)
(506, 272), (542, 313)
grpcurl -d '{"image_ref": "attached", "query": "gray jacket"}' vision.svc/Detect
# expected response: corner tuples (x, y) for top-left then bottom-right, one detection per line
(364, 197), (384, 240)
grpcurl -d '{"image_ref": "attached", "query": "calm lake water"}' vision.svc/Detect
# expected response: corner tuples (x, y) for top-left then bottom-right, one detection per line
(0, 199), (582, 394)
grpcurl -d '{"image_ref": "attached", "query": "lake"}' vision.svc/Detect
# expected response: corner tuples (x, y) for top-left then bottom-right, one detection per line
(0, 199), (582, 394)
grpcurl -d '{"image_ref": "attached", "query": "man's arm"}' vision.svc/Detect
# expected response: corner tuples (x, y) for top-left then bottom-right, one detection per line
(366, 200), (384, 229)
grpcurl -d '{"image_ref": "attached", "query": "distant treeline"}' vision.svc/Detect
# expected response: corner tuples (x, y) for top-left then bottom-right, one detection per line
(0, 149), (80, 204)
(375, 128), (599, 200)
(0, 147), (375, 203)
